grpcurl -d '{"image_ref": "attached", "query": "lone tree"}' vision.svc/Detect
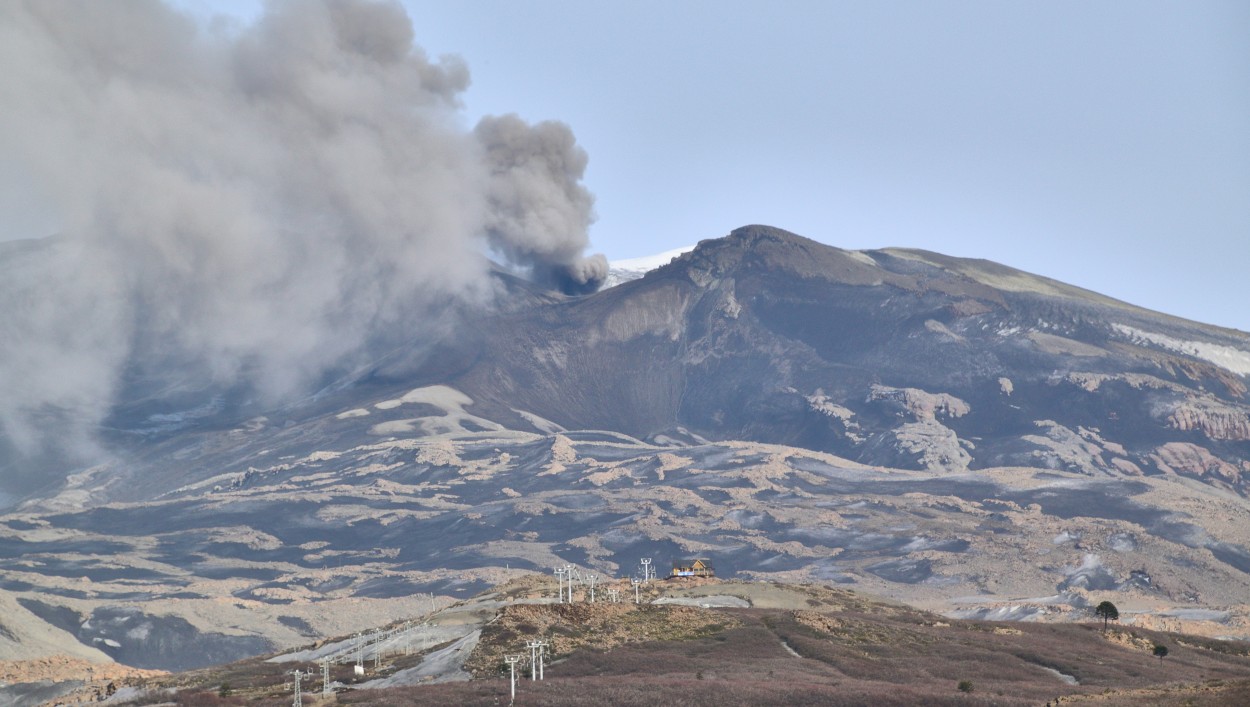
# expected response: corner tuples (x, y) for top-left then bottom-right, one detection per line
(1153, 644), (1168, 663)
(1094, 601), (1119, 631)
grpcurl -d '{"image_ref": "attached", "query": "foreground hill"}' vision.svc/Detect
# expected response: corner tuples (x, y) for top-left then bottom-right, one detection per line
(23, 576), (1250, 706)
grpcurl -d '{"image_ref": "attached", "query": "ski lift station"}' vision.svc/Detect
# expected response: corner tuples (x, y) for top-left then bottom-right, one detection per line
(670, 559), (715, 578)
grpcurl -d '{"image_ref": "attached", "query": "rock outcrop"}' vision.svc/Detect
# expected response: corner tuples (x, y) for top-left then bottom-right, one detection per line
(1165, 399), (1250, 441)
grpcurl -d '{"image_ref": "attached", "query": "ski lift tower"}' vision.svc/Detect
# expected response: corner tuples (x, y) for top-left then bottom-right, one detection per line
(554, 566), (567, 603)
(287, 669), (306, 707)
(420, 591), (436, 615)
(353, 632), (365, 675)
(640, 558), (652, 583)
(526, 639), (544, 681)
(505, 654), (521, 700)
(585, 572), (598, 602)
(530, 639), (549, 680)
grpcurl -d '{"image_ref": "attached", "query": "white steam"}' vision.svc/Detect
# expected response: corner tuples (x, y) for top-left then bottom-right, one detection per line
(0, 0), (603, 478)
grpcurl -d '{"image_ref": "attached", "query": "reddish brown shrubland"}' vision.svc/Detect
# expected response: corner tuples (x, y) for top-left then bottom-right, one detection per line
(55, 582), (1250, 706)
(341, 606), (1250, 706)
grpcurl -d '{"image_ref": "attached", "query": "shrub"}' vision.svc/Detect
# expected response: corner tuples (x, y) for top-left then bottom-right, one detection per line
(957, 679), (974, 693)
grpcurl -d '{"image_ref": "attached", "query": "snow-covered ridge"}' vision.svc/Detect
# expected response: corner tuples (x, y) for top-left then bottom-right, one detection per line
(1113, 324), (1250, 377)
(602, 245), (695, 288)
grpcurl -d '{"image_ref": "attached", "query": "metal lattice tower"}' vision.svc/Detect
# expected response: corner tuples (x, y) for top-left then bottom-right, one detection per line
(289, 669), (305, 707)
(321, 657), (332, 696)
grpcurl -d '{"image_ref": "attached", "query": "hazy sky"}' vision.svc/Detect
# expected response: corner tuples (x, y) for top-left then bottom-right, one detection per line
(54, 2), (1250, 331)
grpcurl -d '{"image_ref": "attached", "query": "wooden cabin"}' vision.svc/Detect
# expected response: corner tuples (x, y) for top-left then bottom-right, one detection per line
(670, 559), (714, 578)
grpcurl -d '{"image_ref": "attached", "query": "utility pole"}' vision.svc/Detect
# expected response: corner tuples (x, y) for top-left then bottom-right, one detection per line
(641, 558), (652, 583)
(555, 566), (567, 603)
(607, 588), (620, 603)
(632, 577), (642, 603)
(586, 572), (598, 602)
(505, 654), (521, 701)
(373, 629), (382, 669)
(537, 640), (549, 680)
(354, 632), (364, 673)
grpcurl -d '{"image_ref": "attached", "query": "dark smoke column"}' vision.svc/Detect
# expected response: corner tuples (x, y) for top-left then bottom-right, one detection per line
(476, 114), (607, 294)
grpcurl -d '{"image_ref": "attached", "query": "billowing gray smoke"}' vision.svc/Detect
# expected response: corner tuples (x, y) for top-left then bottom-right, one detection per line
(475, 114), (607, 294)
(0, 0), (603, 491)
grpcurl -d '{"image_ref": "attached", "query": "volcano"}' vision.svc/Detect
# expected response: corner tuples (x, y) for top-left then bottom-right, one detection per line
(2, 225), (1248, 677)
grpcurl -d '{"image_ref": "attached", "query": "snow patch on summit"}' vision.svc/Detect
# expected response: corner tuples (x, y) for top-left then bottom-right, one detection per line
(1113, 324), (1250, 376)
(603, 246), (695, 288)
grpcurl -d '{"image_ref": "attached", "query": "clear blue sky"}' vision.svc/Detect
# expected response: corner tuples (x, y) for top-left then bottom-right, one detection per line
(150, 1), (1250, 331)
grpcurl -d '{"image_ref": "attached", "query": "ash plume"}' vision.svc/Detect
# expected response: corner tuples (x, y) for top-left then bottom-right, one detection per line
(0, 0), (602, 494)
(476, 114), (605, 294)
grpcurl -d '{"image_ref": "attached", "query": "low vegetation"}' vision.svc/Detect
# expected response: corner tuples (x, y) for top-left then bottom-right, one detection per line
(49, 578), (1250, 706)
(465, 601), (741, 677)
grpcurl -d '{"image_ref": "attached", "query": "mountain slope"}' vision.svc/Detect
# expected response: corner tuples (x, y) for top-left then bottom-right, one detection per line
(438, 225), (1250, 489)
(2, 225), (1249, 673)
(11, 224), (1250, 505)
